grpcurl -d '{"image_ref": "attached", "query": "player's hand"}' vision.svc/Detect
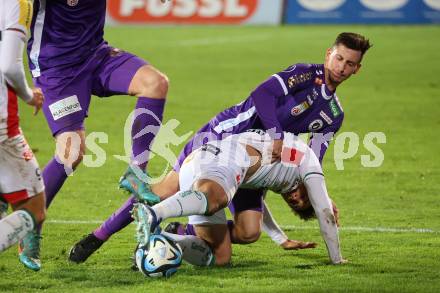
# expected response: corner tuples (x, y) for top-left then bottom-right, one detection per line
(332, 200), (340, 227)
(280, 239), (317, 250)
(271, 139), (283, 162)
(27, 88), (44, 115)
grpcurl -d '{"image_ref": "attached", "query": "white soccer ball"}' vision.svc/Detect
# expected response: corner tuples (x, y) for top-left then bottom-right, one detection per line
(135, 234), (182, 278)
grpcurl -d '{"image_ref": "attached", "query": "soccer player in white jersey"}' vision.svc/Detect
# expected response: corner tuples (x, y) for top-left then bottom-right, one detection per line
(133, 131), (346, 266)
(0, 0), (46, 271)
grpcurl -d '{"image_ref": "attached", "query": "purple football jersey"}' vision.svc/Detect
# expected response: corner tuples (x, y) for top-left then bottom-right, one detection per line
(175, 63), (344, 169)
(28, 0), (106, 77)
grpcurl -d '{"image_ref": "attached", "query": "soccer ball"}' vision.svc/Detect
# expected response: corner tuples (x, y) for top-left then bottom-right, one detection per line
(135, 234), (183, 278)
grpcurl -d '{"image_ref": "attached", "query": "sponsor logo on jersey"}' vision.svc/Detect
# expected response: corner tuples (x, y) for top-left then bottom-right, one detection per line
(288, 72), (313, 88)
(308, 119), (324, 131)
(67, 0), (79, 7)
(329, 99), (342, 118)
(291, 101), (310, 116)
(49, 95), (82, 121)
(281, 147), (304, 166)
(319, 111), (333, 125)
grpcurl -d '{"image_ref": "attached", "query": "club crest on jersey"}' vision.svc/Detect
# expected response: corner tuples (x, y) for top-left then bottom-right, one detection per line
(67, 0), (79, 7)
(291, 101), (309, 116)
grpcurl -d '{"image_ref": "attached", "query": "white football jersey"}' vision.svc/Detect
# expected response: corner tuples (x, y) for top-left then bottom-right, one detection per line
(227, 131), (323, 194)
(0, 0), (33, 142)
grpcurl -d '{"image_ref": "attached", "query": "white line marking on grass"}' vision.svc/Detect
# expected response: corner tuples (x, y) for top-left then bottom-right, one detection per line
(48, 220), (103, 224)
(46, 220), (439, 234)
(281, 225), (439, 234)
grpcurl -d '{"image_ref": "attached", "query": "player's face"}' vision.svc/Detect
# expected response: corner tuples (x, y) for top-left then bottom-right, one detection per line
(325, 44), (362, 85)
(282, 183), (311, 211)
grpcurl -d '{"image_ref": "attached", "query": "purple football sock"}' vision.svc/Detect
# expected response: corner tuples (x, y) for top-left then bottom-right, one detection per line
(93, 98), (165, 241)
(131, 97), (165, 170)
(93, 196), (136, 241)
(185, 224), (197, 236)
(36, 157), (71, 233)
(43, 157), (70, 208)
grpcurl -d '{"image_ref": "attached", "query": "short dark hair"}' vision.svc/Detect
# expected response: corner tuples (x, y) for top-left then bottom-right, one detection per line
(291, 205), (316, 221)
(334, 32), (372, 57)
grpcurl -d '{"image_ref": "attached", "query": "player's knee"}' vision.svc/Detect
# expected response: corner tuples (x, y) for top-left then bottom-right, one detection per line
(33, 208), (46, 224)
(55, 131), (86, 169)
(240, 230), (261, 243)
(205, 195), (228, 216)
(138, 71), (169, 99)
(235, 228), (261, 244)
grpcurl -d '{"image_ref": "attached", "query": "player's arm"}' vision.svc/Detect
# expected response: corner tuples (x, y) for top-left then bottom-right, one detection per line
(303, 173), (345, 264)
(0, 29), (43, 114)
(262, 200), (316, 250)
(261, 199), (288, 245)
(0, 28), (32, 102)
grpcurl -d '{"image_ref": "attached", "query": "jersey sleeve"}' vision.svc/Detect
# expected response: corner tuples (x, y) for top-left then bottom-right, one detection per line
(249, 64), (316, 139)
(303, 175), (343, 264)
(262, 200), (288, 245)
(0, 31), (33, 102)
(4, 0), (33, 40)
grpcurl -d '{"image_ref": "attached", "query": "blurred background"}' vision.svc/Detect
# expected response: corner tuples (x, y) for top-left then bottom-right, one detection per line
(105, 0), (440, 25)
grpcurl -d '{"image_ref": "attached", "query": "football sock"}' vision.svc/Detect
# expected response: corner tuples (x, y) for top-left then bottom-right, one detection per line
(161, 231), (215, 267)
(0, 210), (35, 252)
(43, 157), (70, 208)
(185, 223), (197, 236)
(153, 190), (208, 221)
(131, 97), (165, 170)
(93, 196), (136, 241)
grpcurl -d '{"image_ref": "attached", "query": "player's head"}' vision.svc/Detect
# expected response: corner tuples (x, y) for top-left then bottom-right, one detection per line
(325, 32), (372, 86)
(282, 183), (315, 221)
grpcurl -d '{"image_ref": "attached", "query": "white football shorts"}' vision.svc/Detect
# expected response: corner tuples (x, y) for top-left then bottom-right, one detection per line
(0, 134), (44, 204)
(179, 139), (250, 225)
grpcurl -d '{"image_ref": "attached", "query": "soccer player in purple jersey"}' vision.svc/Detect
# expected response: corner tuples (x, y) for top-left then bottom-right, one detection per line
(21, 0), (171, 269)
(70, 32), (371, 263)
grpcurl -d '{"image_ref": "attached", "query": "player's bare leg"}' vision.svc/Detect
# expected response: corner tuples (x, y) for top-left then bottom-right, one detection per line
(70, 66), (169, 263)
(119, 65), (169, 195)
(22, 130), (84, 266)
(230, 210), (262, 244)
(194, 224), (232, 266)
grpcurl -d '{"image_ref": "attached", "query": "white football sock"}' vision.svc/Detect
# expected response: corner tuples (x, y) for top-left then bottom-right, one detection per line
(153, 190), (208, 221)
(161, 231), (215, 267)
(0, 210), (35, 252)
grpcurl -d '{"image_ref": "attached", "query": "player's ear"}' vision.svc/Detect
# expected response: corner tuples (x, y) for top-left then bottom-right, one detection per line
(325, 47), (332, 61)
(353, 63), (362, 74)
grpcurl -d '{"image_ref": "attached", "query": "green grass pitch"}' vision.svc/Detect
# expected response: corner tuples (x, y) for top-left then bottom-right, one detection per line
(1, 25), (440, 292)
